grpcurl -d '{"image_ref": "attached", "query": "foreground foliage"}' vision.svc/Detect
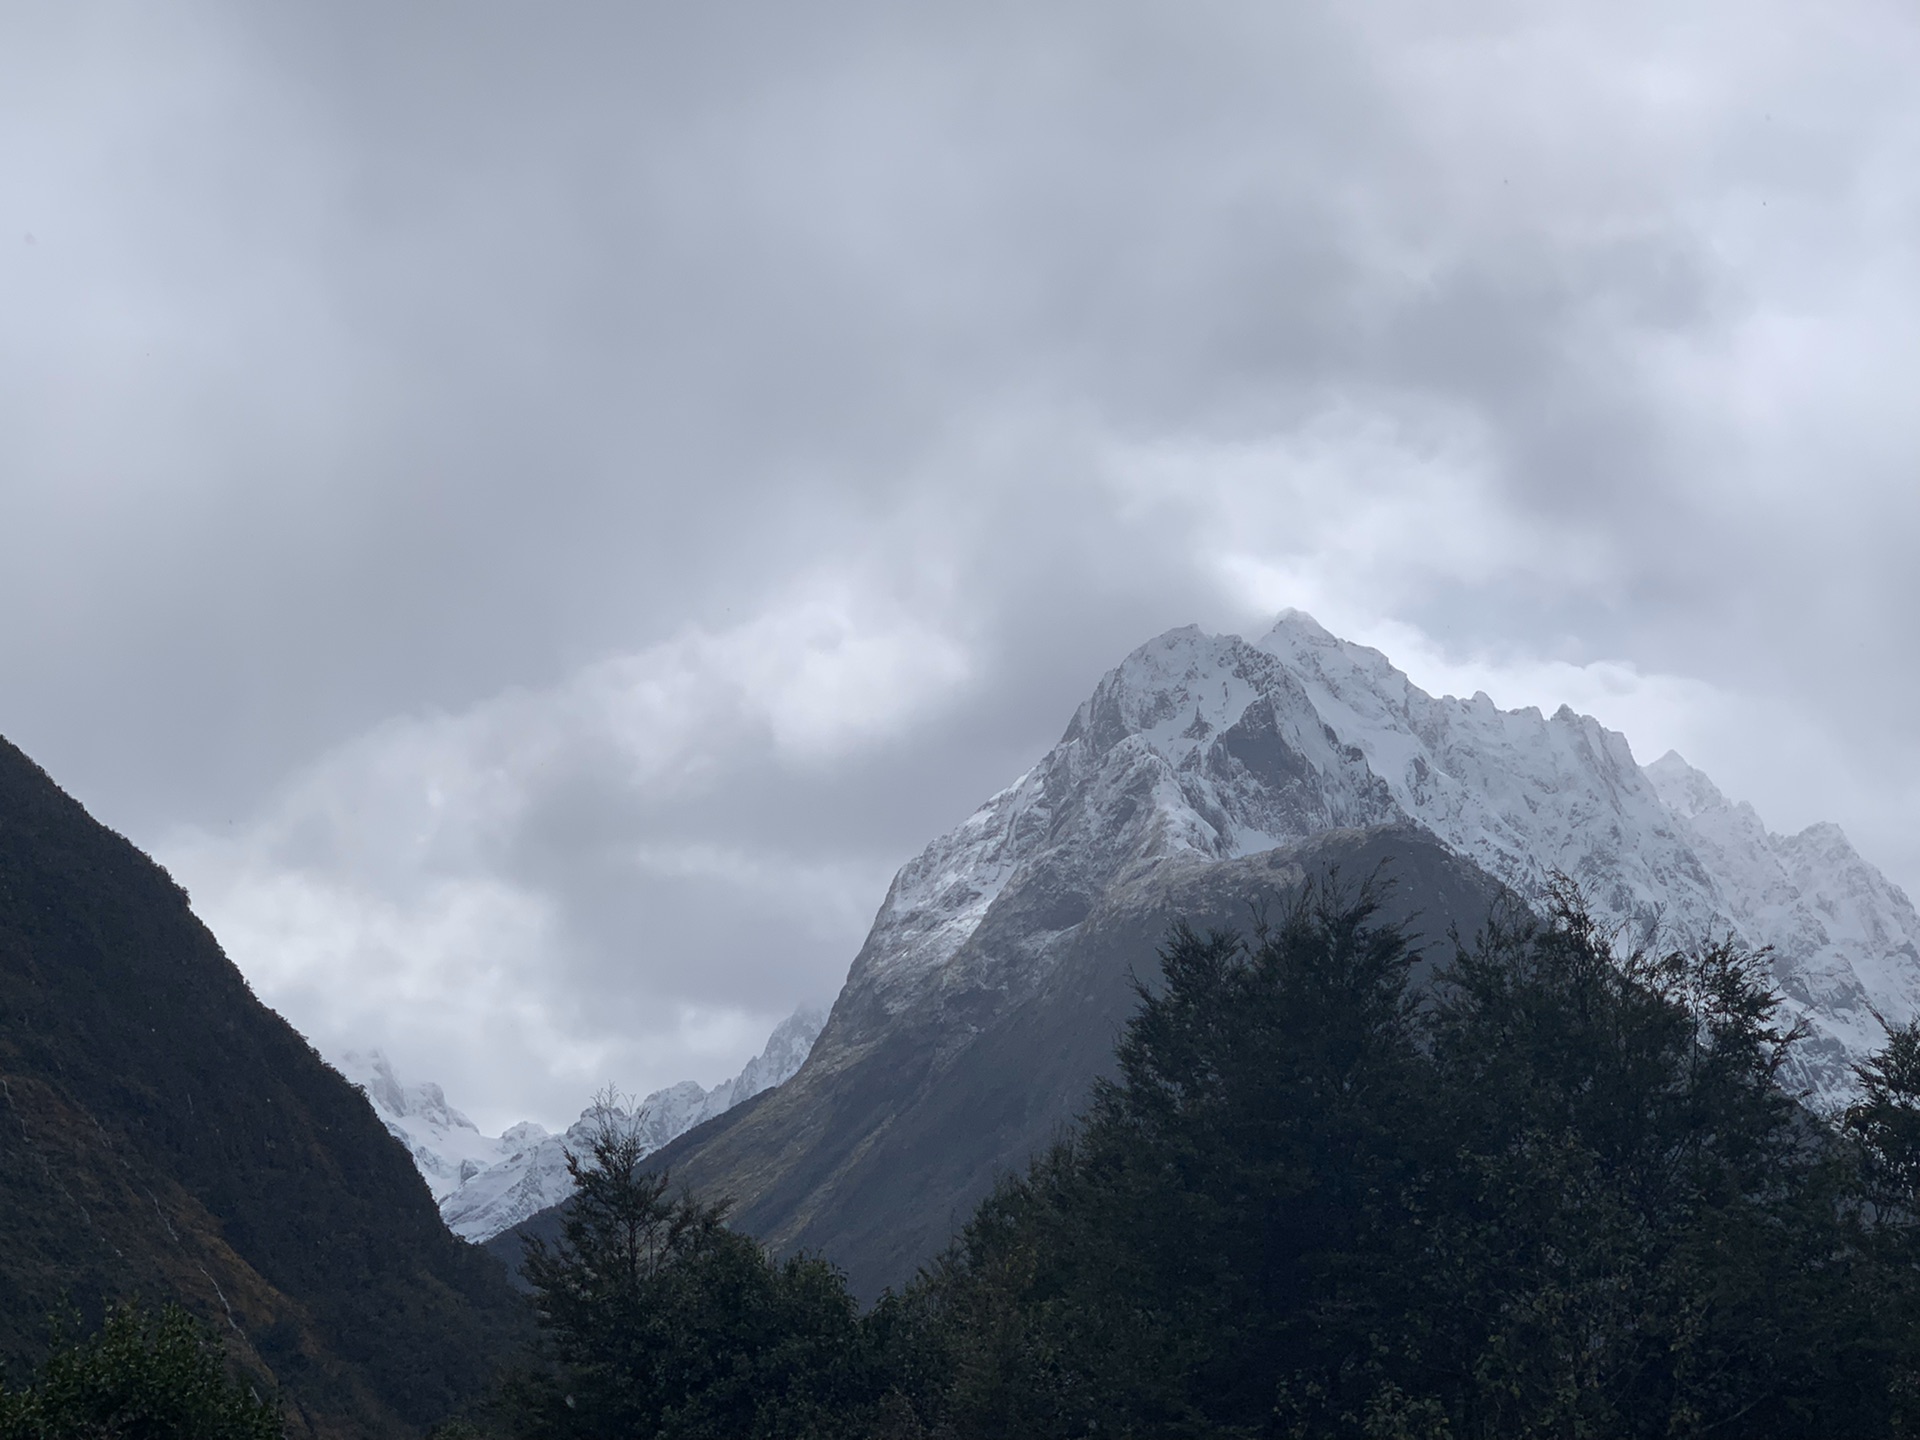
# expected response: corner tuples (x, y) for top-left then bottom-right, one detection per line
(922, 879), (1920, 1437)
(500, 1099), (916, 1439)
(502, 879), (1920, 1438)
(0, 1302), (281, 1440)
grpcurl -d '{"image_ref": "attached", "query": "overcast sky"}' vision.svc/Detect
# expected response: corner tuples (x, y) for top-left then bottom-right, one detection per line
(5, 1), (1919, 1130)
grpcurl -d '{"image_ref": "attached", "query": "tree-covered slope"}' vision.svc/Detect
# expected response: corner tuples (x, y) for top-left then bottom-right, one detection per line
(0, 735), (528, 1437)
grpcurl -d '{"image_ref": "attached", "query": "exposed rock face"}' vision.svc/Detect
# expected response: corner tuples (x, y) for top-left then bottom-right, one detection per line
(497, 614), (1920, 1298)
(0, 735), (526, 1439)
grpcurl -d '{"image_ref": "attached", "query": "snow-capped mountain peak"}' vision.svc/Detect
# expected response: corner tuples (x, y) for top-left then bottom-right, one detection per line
(834, 626), (1397, 1032)
(589, 614), (1920, 1295)
(1643, 749), (1739, 822)
(837, 613), (1920, 1104)
(335, 1049), (541, 1202)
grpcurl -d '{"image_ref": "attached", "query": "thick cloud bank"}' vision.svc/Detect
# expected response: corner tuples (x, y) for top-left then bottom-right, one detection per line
(5, 1), (1919, 1123)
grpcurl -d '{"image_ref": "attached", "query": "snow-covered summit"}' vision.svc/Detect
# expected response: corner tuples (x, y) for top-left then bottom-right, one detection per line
(838, 612), (1920, 1103)
(335, 1049), (543, 1202)
(835, 625), (1396, 1032)
(354, 614), (1920, 1227)
(347, 1006), (827, 1241)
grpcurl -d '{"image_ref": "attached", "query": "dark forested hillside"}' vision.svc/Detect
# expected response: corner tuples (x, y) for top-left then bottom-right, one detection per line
(0, 735), (528, 1438)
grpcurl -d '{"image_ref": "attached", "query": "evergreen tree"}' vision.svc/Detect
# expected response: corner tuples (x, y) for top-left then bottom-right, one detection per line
(505, 1096), (885, 1439)
(917, 875), (1901, 1437)
(926, 875), (1436, 1437)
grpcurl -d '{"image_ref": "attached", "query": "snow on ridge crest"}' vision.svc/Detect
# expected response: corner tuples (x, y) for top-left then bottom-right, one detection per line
(359, 612), (1920, 1220)
(847, 611), (1920, 1104)
(841, 625), (1399, 1020)
(1252, 612), (1920, 1091)
(1255, 611), (1710, 938)
(334, 1049), (529, 1203)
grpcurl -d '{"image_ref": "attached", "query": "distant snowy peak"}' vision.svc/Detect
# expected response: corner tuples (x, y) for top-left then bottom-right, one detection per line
(401, 1004), (827, 1241)
(335, 1049), (539, 1202)
(847, 612), (1920, 1104)
(705, 1008), (826, 1113)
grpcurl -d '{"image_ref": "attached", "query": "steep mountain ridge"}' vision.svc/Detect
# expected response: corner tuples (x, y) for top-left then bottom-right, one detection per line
(856, 610), (1920, 1098)
(830, 623), (1396, 1041)
(1256, 611), (1920, 1091)
(0, 735), (526, 1438)
(1644, 750), (1920, 1065)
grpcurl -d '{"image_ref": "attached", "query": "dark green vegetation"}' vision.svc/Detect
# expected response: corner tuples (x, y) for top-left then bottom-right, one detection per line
(497, 1106), (904, 1439)
(492, 877), (1920, 1438)
(0, 735), (529, 1438)
(0, 1301), (281, 1440)
(501, 826), (1507, 1300)
(916, 880), (1913, 1437)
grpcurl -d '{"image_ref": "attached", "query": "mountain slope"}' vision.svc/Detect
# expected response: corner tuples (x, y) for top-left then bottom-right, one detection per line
(607, 826), (1507, 1299)
(0, 735), (527, 1438)
(812, 612), (1920, 1099)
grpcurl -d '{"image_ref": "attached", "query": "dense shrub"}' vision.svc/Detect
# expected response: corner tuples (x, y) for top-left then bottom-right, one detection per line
(0, 1302), (281, 1440)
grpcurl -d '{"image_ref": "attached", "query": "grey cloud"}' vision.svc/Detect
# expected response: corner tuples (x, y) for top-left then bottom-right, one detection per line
(8, 0), (1920, 1115)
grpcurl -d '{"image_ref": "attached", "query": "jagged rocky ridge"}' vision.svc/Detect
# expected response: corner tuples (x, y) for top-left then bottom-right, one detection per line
(858, 611), (1920, 1101)
(500, 611), (1920, 1298)
(342, 1007), (824, 1240)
